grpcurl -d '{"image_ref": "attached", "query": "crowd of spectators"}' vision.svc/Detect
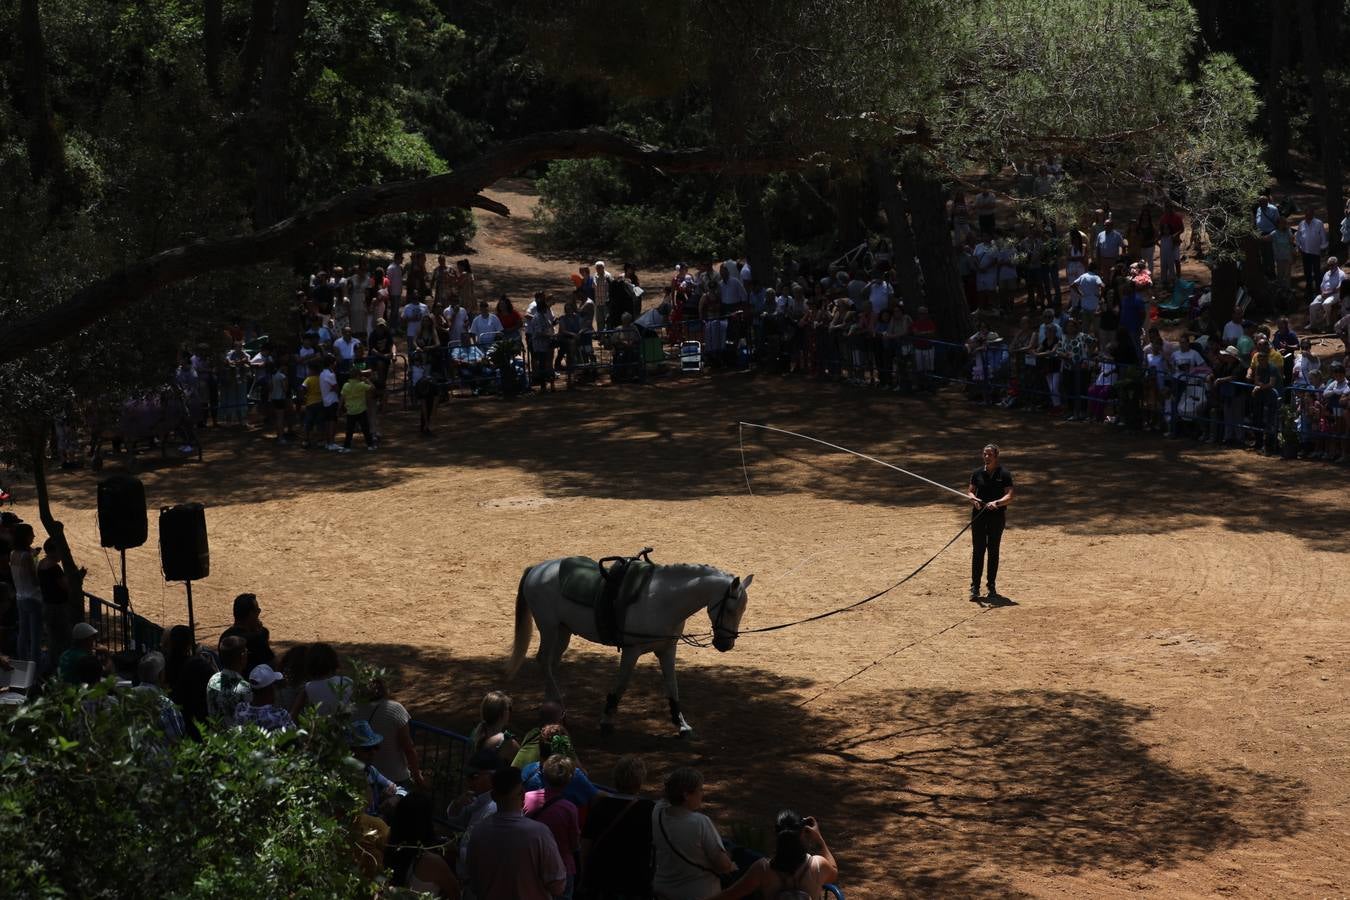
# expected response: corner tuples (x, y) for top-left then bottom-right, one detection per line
(0, 521), (839, 898)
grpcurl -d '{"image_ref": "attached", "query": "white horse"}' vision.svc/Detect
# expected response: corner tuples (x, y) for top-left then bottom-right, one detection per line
(506, 560), (752, 736)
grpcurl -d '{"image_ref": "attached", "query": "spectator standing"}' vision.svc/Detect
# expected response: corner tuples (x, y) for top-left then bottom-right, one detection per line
(651, 767), (735, 900)
(523, 755), (582, 899)
(219, 592), (275, 675)
(1133, 208), (1157, 276)
(37, 537), (75, 668)
(1296, 212), (1329, 300)
(580, 754), (655, 900)
(513, 700), (567, 769)
(348, 263), (370, 336)
(1254, 194), (1281, 278)
(527, 294), (558, 391)
(205, 635), (252, 722)
(355, 673), (427, 790)
(387, 252), (404, 305)
(469, 301), (503, 348)
(469, 690), (521, 763)
(973, 179), (997, 235)
(594, 262), (613, 333)
(340, 366), (376, 451)
(708, 810), (838, 900)
(467, 766), (568, 900)
(1070, 262), (1105, 336)
(1270, 217), (1294, 289)
(319, 356), (344, 452)
(1094, 218), (1126, 274)
(9, 524), (41, 666)
(1158, 202), (1185, 287)
(521, 726), (600, 811)
(349, 720), (407, 818)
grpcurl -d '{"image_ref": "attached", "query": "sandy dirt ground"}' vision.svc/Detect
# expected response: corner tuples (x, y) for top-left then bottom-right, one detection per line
(26, 183), (1350, 898)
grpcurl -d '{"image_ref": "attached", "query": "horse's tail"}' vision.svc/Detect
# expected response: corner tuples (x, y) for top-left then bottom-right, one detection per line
(505, 566), (534, 679)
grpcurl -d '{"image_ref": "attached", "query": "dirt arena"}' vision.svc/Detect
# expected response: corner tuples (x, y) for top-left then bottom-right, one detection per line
(33, 366), (1347, 898)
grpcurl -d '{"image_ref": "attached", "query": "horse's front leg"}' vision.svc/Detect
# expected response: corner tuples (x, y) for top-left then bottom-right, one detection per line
(600, 645), (641, 735)
(655, 643), (693, 737)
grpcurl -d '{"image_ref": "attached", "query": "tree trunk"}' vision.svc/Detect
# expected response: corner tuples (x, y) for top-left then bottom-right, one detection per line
(252, 0), (310, 228)
(204, 0), (224, 98)
(734, 176), (774, 287)
(1265, 8), (1291, 179)
(233, 0), (274, 107)
(1297, 0), (1344, 255)
(29, 438), (86, 609)
(1208, 258), (1240, 327)
(830, 171), (867, 253)
(869, 155), (922, 308)
(902, 159), (971, 340)
(18, 0), (69, 200)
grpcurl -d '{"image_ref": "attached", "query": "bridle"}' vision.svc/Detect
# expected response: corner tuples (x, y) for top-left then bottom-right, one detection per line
(709, 576), (740, 645)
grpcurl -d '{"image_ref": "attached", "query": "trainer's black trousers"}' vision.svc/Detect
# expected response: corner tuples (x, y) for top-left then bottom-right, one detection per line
(971, 513), (1006, 591)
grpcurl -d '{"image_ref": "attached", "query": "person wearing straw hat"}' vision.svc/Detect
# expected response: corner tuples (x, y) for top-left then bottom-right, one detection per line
(967, 444), (1015, 602)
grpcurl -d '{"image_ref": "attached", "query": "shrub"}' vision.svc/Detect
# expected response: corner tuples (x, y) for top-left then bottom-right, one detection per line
(0, 680), (373, 899)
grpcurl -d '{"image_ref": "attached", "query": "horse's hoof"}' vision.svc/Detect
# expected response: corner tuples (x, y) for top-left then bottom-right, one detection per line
(677, 727), (695, 739)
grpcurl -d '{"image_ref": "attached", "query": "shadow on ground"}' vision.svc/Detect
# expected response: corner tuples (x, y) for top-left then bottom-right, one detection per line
(34, 371), (1349, 553)
(328, 641), (1306, 897)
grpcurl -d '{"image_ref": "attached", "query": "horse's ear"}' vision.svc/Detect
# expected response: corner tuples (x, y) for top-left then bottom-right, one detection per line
(740, 574), (754, 591)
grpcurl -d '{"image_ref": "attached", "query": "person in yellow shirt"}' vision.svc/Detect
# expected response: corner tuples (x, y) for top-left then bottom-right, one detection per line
(340, 366), (376, 450)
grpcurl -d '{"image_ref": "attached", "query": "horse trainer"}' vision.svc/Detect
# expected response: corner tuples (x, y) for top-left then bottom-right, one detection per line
(967, 443), (1014, 601)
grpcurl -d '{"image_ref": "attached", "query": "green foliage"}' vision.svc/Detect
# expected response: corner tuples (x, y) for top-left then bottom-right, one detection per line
(0, 680), (372, 899)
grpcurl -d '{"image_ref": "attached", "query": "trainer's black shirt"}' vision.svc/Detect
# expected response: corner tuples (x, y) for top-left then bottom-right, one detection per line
(970, 466), (1013, 520)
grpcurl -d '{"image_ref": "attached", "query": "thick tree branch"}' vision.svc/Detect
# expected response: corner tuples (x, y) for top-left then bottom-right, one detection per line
(0, 128), (871, 364)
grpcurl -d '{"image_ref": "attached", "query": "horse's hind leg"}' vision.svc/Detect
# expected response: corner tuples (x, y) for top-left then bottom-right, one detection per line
(536, 628), (565, 702)
(655, 643), (694, 737)
(600, 646), (641, 735)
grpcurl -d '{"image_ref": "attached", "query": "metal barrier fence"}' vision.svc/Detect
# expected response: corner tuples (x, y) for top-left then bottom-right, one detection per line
(408, 720), (471, 825)
(84, 591), (164, 656)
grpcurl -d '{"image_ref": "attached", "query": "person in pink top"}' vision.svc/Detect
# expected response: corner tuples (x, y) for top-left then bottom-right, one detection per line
(523, 755), (582, 899)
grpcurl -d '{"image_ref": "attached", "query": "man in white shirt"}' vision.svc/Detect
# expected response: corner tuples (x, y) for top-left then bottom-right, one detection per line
(1221, 308), (1246, 345)
(333, 326), (361, 363)
(1070, 262), (1105, 333)
(318, 357), (344, 452)
(402, 296), (428, 353)
(1295, 212), (1328, 299)
(1094, 221), (1126, 273)
(469, 302), (503, 347)
(386, 252), (404, 304)
(444, 301), (468, 346)
(867, 273), (894, 314)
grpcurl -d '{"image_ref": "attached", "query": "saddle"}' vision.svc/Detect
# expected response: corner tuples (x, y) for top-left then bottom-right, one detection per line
(558, 548), (657, 647)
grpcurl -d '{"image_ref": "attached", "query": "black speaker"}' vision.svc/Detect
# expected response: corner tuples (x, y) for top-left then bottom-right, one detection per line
(98, 475), (148, 550)
(160, 504), (209, 581)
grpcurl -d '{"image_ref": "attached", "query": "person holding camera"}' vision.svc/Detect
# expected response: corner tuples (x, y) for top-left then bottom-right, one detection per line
(708, 810), (838, 900)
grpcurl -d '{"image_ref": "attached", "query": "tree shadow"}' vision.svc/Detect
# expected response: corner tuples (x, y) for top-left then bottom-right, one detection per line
(37, 373), (1348, 553)
(328, 641), (1306, 897)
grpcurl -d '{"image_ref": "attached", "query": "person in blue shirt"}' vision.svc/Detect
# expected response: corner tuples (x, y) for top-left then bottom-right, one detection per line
(520, 724), (600, 811)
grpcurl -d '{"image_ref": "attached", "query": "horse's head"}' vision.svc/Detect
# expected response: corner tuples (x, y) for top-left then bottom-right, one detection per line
(710, 573), (752, 652)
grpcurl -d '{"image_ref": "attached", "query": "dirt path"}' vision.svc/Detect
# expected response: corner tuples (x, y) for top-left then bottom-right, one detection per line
(26, 184), (1350, 897)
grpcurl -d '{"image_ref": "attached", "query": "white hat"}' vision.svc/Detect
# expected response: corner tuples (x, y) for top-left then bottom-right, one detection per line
(247, 664), (285, 689)
(72, 622), (98, 641)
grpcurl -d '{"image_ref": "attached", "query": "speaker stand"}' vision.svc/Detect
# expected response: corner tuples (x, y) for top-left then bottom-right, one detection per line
(184, 581), (197, 642)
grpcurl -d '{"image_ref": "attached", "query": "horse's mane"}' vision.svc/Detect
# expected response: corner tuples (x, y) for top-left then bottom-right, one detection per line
(658, 562), (727, 579)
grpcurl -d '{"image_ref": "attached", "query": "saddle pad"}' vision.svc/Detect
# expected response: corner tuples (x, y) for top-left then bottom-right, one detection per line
(559, 556), (603, 607)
